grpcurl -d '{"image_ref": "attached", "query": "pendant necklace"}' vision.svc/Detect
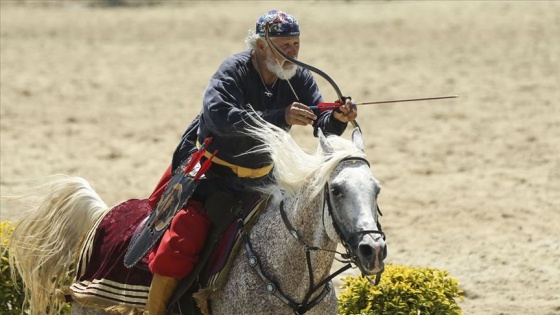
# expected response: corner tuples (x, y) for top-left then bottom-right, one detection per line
(253, 57), (278, 98)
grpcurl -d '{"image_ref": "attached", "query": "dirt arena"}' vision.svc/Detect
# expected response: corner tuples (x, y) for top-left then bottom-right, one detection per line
(1, 1), (558, 314)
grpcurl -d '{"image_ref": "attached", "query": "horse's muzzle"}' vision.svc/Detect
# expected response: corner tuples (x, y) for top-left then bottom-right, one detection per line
(355, 233), (387, 275)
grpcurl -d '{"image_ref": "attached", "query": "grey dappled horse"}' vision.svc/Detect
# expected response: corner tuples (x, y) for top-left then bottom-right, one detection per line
(7, 122), (386, 315)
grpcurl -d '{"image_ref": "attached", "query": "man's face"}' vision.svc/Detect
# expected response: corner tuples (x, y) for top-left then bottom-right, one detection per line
(264, 36), (300, 80)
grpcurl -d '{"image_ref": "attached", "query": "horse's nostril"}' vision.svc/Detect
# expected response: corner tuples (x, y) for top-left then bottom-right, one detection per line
(382, 245), (388, 259)
(359, 244), (374, 259)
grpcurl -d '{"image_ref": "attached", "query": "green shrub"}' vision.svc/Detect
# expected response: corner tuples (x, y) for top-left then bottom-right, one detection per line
(338, 264), (465, 315)
(1, 221), (27, 314)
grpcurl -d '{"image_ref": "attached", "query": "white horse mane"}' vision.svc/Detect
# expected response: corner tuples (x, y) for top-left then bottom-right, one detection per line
(242, 116), (367, 200)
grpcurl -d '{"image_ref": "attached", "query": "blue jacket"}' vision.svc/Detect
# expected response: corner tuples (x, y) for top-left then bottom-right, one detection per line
(172, 50), (347, 174)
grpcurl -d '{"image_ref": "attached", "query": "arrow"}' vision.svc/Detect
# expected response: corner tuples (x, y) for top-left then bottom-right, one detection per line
(310, 95), (458, 111)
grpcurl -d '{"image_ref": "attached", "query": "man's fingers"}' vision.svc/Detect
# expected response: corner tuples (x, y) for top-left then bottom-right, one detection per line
(332, 103), (358, 123)
(292, 113), (314, 126)
(294, 104), (317, 120)
(285, 102), (318, 126)
(292, 105), (316, 124)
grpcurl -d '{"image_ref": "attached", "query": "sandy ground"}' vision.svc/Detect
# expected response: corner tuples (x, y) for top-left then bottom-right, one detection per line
(1, 1), (559, 314)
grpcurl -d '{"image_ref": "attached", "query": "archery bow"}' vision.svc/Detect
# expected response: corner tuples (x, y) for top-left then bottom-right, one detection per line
(263, 23), (457, 129)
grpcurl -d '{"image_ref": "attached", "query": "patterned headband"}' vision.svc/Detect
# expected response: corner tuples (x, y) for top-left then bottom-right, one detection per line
(256, 10), (300, 37)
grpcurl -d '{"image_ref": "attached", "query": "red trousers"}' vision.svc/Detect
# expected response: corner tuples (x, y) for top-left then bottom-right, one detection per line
(147, 166), (211, 278)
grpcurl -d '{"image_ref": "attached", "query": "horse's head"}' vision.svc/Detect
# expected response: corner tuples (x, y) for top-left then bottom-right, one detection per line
(242, 118), (387, 276)
(320, 129), (387, 277)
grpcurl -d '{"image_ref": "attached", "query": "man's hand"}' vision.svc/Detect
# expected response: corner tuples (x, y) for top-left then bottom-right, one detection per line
(333, 98), (358, 123)
(285, 102), (317, 126)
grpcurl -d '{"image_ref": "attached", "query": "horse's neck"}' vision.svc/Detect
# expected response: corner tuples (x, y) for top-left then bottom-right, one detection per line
(212, 192), (339, 314)
(282, 194), (334, 251)
(247, 191), (337, 299)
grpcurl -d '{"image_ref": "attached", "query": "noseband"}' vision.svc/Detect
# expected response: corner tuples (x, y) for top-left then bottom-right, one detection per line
(241, 156), (385, 314)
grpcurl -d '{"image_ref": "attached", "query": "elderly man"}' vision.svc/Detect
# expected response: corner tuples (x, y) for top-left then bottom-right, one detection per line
(144, 9), (357, 314)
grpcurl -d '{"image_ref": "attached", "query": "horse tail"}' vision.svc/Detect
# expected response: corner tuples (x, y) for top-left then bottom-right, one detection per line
(5, 175), (109, 315)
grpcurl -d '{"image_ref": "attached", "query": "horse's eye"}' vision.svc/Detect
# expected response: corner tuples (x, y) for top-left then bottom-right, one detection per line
(331, 186), (342, 197)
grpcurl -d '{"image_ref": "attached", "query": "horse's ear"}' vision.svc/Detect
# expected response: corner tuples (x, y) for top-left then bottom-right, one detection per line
(352, 127), (366, 151)
(318, 128), (334, 154)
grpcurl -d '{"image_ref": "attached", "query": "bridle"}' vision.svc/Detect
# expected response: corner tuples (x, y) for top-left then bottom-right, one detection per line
(324, 157), (385, 247)
(240, 156), (385, 314)
(323, 157), (385, 278)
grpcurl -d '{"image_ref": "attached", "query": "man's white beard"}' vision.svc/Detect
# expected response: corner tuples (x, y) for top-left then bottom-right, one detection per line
(265, 57), (298, 80)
